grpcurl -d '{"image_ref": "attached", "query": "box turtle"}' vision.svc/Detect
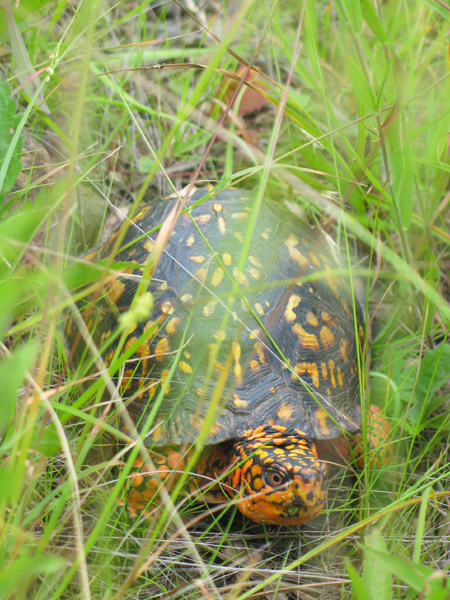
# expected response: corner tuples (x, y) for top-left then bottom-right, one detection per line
(67, 187), (391, 526)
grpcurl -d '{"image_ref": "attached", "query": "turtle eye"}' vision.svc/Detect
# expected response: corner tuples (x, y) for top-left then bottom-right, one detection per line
(266, 468), (287, 488)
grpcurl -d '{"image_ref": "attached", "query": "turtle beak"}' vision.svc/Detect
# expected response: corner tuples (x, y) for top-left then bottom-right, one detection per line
(291, 468), (328, 512)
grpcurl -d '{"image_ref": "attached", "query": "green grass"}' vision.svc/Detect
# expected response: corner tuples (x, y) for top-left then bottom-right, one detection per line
(1, 0), (450, 598)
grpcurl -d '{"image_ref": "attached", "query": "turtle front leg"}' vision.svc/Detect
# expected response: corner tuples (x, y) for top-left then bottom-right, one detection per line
(351, 404), (392, 469)
(123, 447), (189, 519)
(316, 405), (392, 470)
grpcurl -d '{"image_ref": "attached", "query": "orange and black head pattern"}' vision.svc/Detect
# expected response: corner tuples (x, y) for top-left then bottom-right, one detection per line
(227, 424), (327, 526)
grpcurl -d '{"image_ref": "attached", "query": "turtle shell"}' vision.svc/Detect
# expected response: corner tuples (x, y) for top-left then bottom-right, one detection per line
(74, 188), (367, 446)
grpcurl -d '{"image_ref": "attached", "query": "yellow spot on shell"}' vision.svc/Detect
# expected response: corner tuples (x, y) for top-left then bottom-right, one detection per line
(284, 233), (299, 247)
(249, 328), (261, 340)
(337, 367), (344, 386)
(288, 245), (310, 269)
(233, 267), (249, 286)
(160, 368), (171, 394)
(143, 239), (155, 252)
(233, 394), (247, 408)
(181, 293), (193, 303)
(322, 311), (337, 328)
(179, 361), (193, 374)
(249, 268), (260, 280)
(277, 404), (293, 421)
(253, 341), (265, 363)
(250, 359), (260, 373)
(328, 359), (336, 388)
(218, 216), (226, 235)
(325, 265), (340, 296)
(161, 301), (174, 314)
(240, 299), (249, 312)
(214, 329), (226, 341)
(159, 281), (168, 291)
(212, 203), (223, 213)
(137, 341), (150, 358)
(196, 268), (207, 282)
(190, 255), (205, 263)
(292, 362), (320, 388)
(315, 409), (330, 435)
(232, 342), (241, 360)
(222, 252), (232, 266)
(133, 206), (150, 221)
(166, 317), (180, 335)
(234, 231), (244, 243)
(143, 320), (157, 337)
(124, 336), (138, 352)
(254, 303), (265, 316)
(203, 299), (218, 316)
(155, 337), (170, 361)
(128, 248), (136, 258)
(249, 255), (262, 268)
(321, 362), (328, 380)
(232, 212), (248, 220)
(261, 232), (269, 240)
(340, 338), (350, 363)
(106, 279), (126, 303)
(285, 294), (301, 322)
(186, 236), (195, 247)
(293, 323), (319, 351)
(306, 311), (319, 327)
(320, 326), (335, 350)
(195, 213), (211, 224)
(309, 252), (321, 268)
(211, 267), (224, 287)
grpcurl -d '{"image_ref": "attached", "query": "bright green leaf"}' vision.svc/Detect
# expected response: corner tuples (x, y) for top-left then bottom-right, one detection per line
(363, 528), (392, 600)
(3, 0), (50, 113)
(347, 58), (377, 113)
(0, 0), (54, 36)
(387, 110), (413, 230)
(366, 548), (435, 592)
(415, 344), (450, 405)
(34, 424), (61, 457)
(342, 0), (362, 33)
(0, 77), (23, 193)
(0, 177), (70, 275)
(347, 561), (372, 600)
(418, 0), (450, 21)
(361, 0), (388, 43)
(0, 342), (38, 435)
(0, 554), (66, 597)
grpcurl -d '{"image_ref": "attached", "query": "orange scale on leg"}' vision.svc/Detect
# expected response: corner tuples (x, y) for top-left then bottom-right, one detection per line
(128, 489), (145, 504)
(167, 451), (184, 470)
(157, 465), (170, 479)
(133, 457), (143, 469)
(142, 462), (153, 475)
(131, 474), (144, 487)
(143, 488), (157, 500)
(153, 454), (166, 465)
(146, 477), (159, 490)
(127, 505), (138, 519)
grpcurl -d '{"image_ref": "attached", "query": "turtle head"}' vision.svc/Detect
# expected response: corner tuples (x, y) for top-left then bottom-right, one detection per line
(229, 425), (327, 526)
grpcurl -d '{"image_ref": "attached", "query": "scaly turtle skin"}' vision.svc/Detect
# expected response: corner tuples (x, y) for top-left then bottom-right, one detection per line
(67, 187), (392, 526)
